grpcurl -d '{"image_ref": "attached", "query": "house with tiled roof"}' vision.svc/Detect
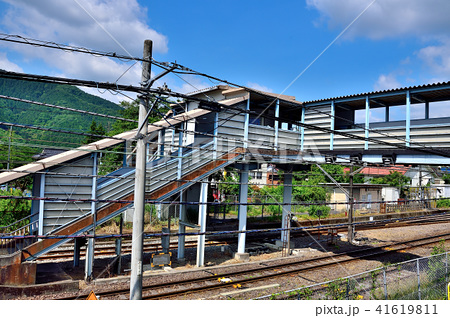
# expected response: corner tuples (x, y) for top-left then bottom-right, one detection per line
(344, 165), (436, 187)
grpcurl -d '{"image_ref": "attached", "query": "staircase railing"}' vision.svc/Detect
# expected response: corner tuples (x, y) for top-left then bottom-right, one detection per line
(0, 212), (39, 253)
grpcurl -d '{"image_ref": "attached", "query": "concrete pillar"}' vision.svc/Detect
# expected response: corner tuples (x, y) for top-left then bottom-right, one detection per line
(177, 191), (186, 261)
(196, 181), (208, 267)
(236, 165), (249, 261)
(130, 39), (151, 300)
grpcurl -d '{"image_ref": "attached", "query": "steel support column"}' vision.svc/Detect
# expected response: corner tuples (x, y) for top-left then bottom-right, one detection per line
(243, 95), (250, 148)
(300, 107), (305, 151)
(177, 124), (186, 260)
(213, 112), (219, 160)
(237, 165), (249, 254)
(177, 190), (186, 260)
(178, 125), (184, 180)
(73, 238), (84, 267)
(123, 140), (132, 167)
(274, 99), (279, 149)
(281, 172), (292, 242)
(196, 181), (208, 267)
(38, 173), (45, 237)
(85, 152), (98, 281)
(158, 128), (165, 158)
(330, 101), (335, 150)
(85, 235), (95, 281)
(365, 96), (370, 150)
(406, 90), (411, 147)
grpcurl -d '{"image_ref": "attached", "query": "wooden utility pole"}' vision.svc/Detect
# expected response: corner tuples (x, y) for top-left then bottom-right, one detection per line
(130, 39), (152, 300)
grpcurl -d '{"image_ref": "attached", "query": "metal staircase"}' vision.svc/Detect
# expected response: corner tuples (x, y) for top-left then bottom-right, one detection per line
(5, 140), (242, 262)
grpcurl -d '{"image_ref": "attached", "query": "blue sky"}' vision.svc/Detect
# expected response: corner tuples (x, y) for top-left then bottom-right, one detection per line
(0, 0), (449, 108)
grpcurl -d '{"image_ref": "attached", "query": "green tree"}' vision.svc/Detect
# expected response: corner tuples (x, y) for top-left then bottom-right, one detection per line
(84, 120), (106, 144)
(98, 98), (169, 175)
(371, 171), (410, 187)
(442, 173), (450, 184)
(0, 128), (38, 170)
(292, 165), (330, 203)
(0, 188), (31, 230)
(371, 170), (410, 197)
(217, 168), (240, 198)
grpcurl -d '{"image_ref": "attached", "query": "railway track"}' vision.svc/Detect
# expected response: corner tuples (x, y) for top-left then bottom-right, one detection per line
(40, 212), (450, 262)
(58, 231), (450, 300)
(39, 239), (226, 261)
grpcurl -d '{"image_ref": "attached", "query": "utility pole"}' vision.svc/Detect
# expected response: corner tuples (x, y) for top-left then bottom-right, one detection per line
(130, 39), (152, 300)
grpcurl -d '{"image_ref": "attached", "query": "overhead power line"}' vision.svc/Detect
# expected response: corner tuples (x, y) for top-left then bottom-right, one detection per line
(0, 121), (126, 142)
(2, 38), (450, 167)
(0, 33), (148, 63)
(0, 94), (137, 123)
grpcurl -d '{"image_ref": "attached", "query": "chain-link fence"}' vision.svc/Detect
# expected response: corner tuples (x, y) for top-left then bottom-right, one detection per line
(256, 252), (450, 300)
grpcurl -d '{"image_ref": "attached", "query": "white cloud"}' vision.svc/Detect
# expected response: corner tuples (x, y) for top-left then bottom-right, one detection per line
(374, 73), (402, 91)
(307, 0), (450, 93)
(306, 0), (450, 40)
(0, 52), (23, 72)
(172, 75), (210, 95)
(1, 0), (168, 55)
(246, 82), (273, 93)
(417, 39), (450, 80)
(0, 0), (169, 102)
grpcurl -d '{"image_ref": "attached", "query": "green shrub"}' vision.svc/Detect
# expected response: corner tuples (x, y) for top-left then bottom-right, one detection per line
(436, 199), (450, 208)
(308, 205), (330, 218)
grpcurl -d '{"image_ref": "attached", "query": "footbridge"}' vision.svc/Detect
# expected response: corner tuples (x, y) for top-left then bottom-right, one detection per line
(1, 81), (450, 285)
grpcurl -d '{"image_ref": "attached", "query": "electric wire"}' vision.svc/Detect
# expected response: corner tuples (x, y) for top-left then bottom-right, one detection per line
(2, 29), (443, 158)
(3, 67), (450, 163)
(0, 94), (137, 123)
(1, 37), (448, 221)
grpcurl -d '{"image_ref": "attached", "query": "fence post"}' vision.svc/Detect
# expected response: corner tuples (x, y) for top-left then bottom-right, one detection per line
(417, 258), (421, 300)
(446, 252), (448, 283)
(383, 267), (388, 300)
(346, 278), (350, 300)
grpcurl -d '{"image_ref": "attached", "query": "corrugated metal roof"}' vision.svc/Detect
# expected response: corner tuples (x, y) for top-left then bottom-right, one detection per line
(186, 85), (230, 96)
(304, 81), (450, 106)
